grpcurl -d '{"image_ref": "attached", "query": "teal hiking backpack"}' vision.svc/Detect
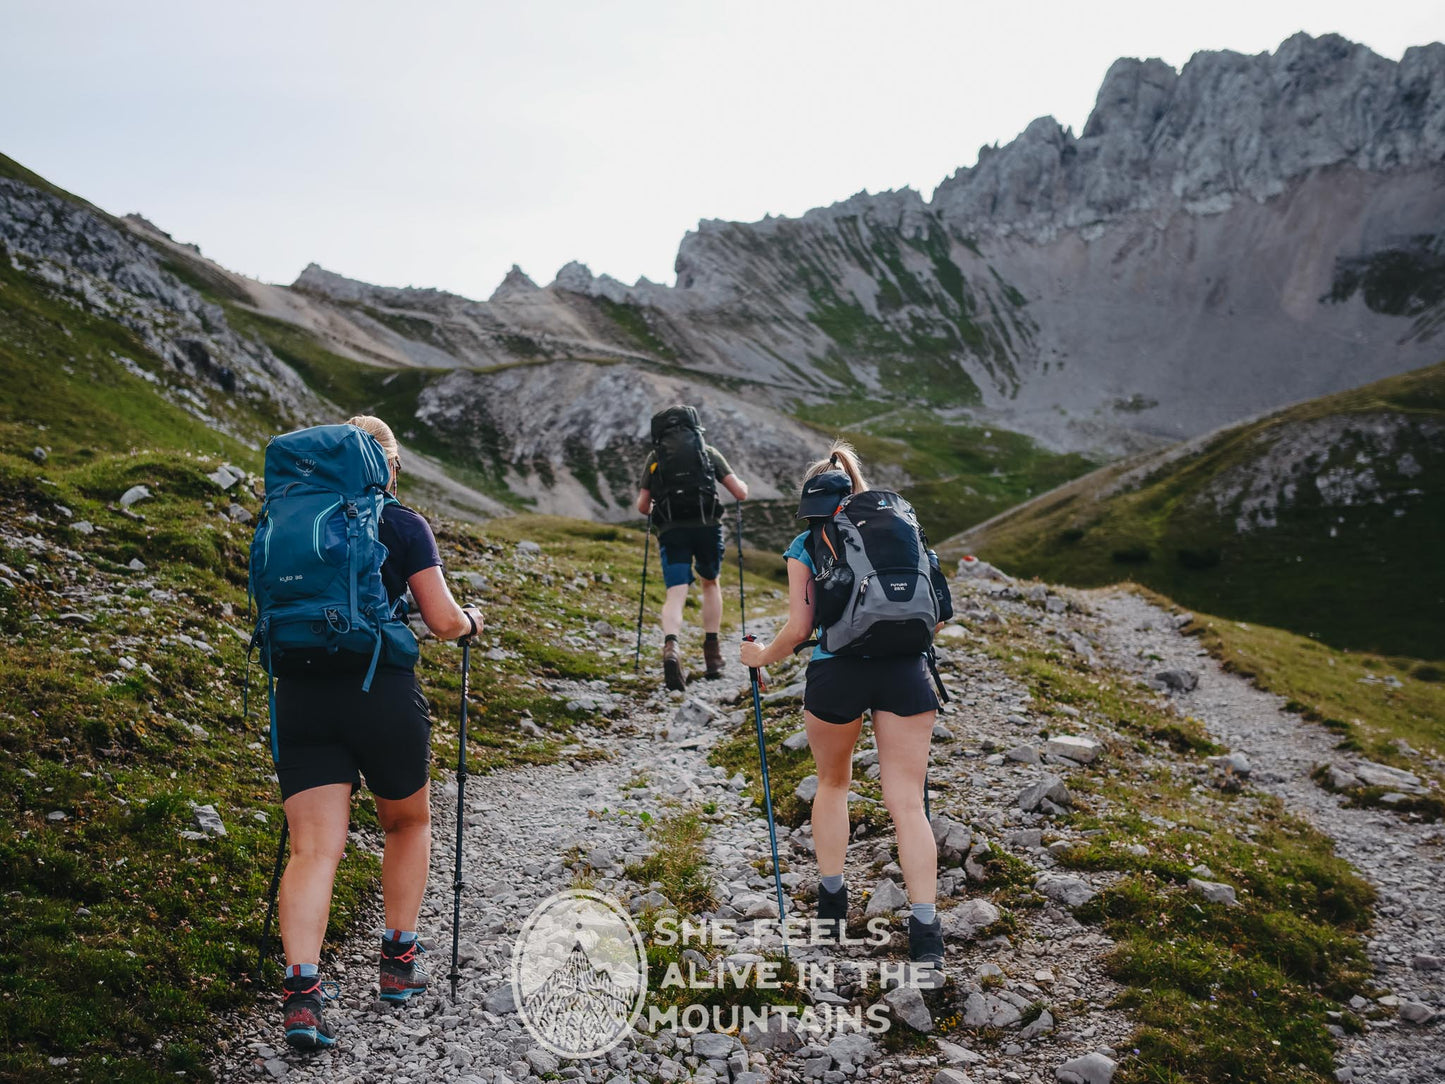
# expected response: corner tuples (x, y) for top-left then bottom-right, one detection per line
(247, 425), (419, 733)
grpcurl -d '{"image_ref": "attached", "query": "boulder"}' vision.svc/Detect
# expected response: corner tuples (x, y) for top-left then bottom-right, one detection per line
(1188, 878), (1239, 906)
(1005, 744), (1041, 764)
(1352, 760), (1422, 789)
(1018, 776), (1072, 812)
(931, 815), (973, 863)
(483, 983), (517, 1014)
(1155, 669), (1199, 693)
(1035, 873), (1096, 908)
(119, 485), (152, 509)
(795, 775), (819, 803)
(691, 1033), (738, 1059)
(782, 729), (811, 752)
(882, 985), (933, 1032)
(1056, 1051), (1117, 1084)
(190, 803), (226, 837)
(943, 898), (1001, 940)
(865, 878), (909, 916)
(1207, 752), (1251, 777)
(1044, 736), (1100, 763)
(675, 698), (719, 729)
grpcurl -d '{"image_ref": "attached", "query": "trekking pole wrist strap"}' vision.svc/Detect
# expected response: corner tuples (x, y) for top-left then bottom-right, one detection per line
(463, 612), (477, 640)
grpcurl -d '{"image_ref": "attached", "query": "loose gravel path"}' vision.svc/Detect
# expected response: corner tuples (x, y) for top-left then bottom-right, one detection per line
(1086, 589), (1445, 1084)
(221, 581), (1443, 1084)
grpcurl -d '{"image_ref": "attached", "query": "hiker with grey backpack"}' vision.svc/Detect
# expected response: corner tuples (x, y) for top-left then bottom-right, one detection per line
(738, 440), (953, 971)
(635, 405), (748, 690)
(248, 415), (483, 1051)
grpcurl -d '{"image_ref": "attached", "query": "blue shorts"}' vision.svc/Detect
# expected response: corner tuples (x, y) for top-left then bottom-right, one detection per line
(658, 525), (725, 588)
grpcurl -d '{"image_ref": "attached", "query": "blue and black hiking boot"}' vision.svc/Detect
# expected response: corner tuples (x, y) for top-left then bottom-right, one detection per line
(281, 974), (338, 1050)
(379, 935), (430, 1002)
(816, 882), (848, 944)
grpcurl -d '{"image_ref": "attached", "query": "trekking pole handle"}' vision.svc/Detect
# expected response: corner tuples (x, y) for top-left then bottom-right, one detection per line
(741, 634), (768, 692)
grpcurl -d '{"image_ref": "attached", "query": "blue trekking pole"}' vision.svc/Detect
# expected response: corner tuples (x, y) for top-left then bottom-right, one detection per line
(743, 635), (788, 957)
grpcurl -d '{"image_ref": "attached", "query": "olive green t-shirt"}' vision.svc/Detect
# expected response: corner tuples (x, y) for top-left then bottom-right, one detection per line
(639, 446), (732, 529)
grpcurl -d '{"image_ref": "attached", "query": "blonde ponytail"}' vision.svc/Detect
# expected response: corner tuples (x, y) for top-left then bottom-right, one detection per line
(802, 439), (867, 495)
(345, 415), (400, 464)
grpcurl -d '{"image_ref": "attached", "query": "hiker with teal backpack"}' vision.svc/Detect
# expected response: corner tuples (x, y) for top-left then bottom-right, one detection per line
(738, 441), (953, 971)
(635, 405), (748, 690)
(249, 415), (482, 1050)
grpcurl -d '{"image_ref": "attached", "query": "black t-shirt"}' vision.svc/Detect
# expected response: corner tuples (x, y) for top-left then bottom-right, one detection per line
(379, 503), (442, 607)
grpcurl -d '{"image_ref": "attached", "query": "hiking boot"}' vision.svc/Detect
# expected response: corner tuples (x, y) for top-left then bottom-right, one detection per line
(379, 936), (430, 1002)
(662, 640), (686, 691)
(281, 974), (338, 1051)
(908, 914), (945, 968)
(703, 637), (724, 679)
(816, 882), (847, 945)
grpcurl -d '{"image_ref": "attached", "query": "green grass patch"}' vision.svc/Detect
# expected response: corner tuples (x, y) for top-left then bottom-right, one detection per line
(961, 361), (1445, 658)
(1185, 602), (1445, 779)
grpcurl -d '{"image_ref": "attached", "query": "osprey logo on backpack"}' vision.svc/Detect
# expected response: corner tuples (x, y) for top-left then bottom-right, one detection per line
(247, 425), (420, 755)
(807, 490), (954, 659)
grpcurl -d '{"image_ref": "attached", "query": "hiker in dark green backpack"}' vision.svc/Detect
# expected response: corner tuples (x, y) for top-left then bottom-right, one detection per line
(252, 415), (482, 1051)
(635, 404), (748, 690)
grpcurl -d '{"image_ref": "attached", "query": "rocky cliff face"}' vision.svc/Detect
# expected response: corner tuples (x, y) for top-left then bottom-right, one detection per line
(276, 34), (1445, 457)
(2, 33), (1441, 522)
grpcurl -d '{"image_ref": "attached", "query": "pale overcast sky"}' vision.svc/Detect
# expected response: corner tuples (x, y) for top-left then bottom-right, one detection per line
(2, 1), (1437, 298)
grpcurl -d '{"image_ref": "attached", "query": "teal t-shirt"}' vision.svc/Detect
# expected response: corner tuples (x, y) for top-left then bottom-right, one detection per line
(784, 530), (834, 661)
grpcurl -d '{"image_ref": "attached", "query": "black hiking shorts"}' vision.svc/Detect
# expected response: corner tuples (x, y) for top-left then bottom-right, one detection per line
(804, 655), (939, 725)
(273, 669), (432, 801)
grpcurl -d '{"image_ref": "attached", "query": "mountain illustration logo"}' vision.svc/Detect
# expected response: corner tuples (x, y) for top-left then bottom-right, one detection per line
(512, 889), (648, 1058)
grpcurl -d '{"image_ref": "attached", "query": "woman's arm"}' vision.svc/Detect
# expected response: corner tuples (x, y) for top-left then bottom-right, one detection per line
(636, 487), (652, 516)
(408, 565), (483, 641)
(739, 558), (815, 669)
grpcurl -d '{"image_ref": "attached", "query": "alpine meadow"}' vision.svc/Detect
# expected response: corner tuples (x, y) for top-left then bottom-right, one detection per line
(0, 27), (1442, 1084)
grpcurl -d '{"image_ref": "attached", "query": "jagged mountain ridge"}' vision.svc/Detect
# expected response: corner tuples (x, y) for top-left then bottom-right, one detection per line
(276, 32), (1444, 454)
(2, 31), (1442, 523)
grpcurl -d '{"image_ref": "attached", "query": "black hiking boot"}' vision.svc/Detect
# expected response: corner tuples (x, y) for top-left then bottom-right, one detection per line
(662, 640), (686, 692)
(703, 637), (724, 679)
(908, 914), (945, 968)
(379, 936), (430, 1003)
(281, 974), (338, 1051)
(816, 882), (847, 945)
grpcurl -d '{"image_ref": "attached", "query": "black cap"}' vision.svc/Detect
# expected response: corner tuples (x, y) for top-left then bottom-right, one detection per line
(796, 470), (852, 519)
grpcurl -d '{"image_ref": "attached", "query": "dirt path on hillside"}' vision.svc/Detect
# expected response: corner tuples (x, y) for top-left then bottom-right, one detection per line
(1086, 589), (1445, 1084)
(216, 598), (1143, 1084)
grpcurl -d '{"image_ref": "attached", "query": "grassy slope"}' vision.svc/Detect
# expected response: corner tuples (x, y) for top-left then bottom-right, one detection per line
(956, 363), (1445, 660)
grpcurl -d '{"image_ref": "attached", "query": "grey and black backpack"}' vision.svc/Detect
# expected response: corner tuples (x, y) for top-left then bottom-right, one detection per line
(648, 406), (721, 526)
(806, 491), (953, 688)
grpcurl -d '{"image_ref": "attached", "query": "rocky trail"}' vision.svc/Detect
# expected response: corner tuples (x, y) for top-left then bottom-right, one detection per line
(218, 576), (1443, 1084)
(1085, 591), (1445, 1084)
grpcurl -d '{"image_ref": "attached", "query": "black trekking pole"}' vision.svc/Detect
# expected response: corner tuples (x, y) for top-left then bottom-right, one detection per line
(449, 633), (473, 1000)
(735, 501), (747, 638)
(633, 513), (653, 671)
(255, 816), (289, 985)
(743, 635), (788, 957)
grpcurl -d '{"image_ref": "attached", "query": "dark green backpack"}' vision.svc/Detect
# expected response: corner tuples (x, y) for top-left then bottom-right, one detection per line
(649, 406), (720, 526)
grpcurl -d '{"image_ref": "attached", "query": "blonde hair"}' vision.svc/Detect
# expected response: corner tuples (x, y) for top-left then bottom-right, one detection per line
(346, 415), (400, 464)
(803, 439), (867, 495)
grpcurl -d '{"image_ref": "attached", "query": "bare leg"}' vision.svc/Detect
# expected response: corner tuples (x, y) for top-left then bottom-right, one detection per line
(805, 711), (862, 877)
(375, 783), (433, 932)
(698, 576), (722, 634)
(874, 709), (937, 904)
(279, 783), (352, 967)
(661, 583), (688, 637)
